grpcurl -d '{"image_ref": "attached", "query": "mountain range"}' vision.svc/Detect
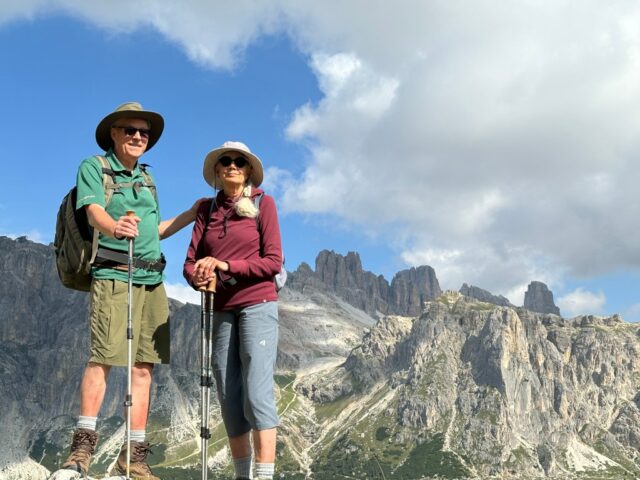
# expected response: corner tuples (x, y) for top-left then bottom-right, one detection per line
(1, 235), (639, 480)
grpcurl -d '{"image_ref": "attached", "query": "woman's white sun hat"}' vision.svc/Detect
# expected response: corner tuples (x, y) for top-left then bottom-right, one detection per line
(203, 141), (264, 189)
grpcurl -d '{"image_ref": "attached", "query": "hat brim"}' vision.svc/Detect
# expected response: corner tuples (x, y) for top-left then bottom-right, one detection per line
(203, 147), (264, 188)
(95, 110), (164, 152)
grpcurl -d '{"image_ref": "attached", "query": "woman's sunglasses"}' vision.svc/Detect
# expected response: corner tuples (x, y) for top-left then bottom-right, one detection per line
(218, 156), (248, 168)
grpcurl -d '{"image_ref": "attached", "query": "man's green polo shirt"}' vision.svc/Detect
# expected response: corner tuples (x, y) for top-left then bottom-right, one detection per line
(76, 149), (163, 285)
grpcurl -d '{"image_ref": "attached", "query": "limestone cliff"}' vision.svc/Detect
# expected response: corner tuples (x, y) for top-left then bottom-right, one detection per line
(299, 292), (640, 479)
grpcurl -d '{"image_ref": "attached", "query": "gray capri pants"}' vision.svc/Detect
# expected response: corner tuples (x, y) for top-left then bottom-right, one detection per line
(212, 301), (279, 437)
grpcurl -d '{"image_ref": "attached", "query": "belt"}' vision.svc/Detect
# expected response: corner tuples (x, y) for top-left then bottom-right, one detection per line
(94, 247), (166, 273)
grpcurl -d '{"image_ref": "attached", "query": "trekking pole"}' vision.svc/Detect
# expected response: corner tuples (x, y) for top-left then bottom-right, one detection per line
(200, 279), (216, 480)
(125, 210), (135, 480)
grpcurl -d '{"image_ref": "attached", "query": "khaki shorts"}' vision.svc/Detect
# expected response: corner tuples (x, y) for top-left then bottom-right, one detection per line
(89, 279), (170, 366)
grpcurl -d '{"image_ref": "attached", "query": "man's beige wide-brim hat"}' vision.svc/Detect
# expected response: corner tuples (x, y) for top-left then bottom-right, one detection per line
(95, 102), (164, 152)
(203, 141), (264, 188)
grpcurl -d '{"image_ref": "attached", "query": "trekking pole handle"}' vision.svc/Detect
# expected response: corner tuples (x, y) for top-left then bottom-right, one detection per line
(199, 280), (216, 293)
(125, 210), (136, 240)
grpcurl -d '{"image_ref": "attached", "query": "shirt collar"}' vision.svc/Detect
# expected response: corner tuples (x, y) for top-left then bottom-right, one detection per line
(106, 148), (141, 175)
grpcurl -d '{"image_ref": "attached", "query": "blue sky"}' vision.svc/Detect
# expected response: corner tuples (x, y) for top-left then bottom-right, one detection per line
(1, 2), (639, 320)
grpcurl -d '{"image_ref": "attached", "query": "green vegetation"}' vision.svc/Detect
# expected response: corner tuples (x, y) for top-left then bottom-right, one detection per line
(274, 439), (306, 479)
(504, 445), (534, 471)
(376, 426), (391, 441)
(412, 353), (449, 397)
(30, 434), (60, 473)
(315, 393), (355, 421)
(591, 438), (640, 478)
(312, 432), (471, 479)
(275, 372), (296, 388)
(394, 434), (470, 479)
(276, 372), (298, 415)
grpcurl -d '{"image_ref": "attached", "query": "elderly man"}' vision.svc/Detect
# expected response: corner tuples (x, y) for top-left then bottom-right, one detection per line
(61, 102), (201, 479)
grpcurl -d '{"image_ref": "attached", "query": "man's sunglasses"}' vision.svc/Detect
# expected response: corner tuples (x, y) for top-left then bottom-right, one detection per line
(113, 125), (150, 138)
(218, 156), (248, 168)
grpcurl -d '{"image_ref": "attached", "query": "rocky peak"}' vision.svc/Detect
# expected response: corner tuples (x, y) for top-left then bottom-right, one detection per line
(315, 249), (365, 287)
(389, 265), (442, 316)
(288, 250), (441, 317)
(524, 280), (560, 315)
(459, 283), (513, 307)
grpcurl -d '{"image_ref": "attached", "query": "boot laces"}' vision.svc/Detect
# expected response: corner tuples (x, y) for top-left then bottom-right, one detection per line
(130, 441), (153, 462)
(70, 430), (97, 452)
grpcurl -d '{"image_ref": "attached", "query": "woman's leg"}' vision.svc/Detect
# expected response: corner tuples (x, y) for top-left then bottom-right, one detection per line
(212, 310), (252, 448)
(237, 301), (279, 475)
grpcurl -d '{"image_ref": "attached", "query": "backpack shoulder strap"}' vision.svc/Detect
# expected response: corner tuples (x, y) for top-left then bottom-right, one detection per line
(139, 163), (158, 204)
(94, 155), (116, 205)
(253, 193), (264, 231)
(89, 155), (115, 264)
(205, 197), (218, 228)
(197, 197), (218, 257)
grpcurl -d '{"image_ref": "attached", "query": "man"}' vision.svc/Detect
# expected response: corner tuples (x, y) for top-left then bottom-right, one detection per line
(61, 102), (202, 479)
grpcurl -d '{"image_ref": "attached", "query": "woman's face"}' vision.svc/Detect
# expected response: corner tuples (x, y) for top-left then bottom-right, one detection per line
(216, 153), (252, 188)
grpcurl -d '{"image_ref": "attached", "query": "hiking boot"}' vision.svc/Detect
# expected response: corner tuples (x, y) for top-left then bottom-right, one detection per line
(61, 428), (99, 474)
(110, 441), (160, 480)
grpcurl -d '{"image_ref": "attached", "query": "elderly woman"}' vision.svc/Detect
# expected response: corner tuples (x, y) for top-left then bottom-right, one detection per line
(184, 141), (282, 480)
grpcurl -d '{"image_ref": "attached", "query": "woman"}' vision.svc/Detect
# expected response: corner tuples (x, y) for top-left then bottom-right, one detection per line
(184, 141), (282, 480)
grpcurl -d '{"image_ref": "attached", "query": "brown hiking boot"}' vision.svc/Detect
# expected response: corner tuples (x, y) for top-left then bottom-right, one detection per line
(61, 428), (99, 474)
(110, 441), (160, 480)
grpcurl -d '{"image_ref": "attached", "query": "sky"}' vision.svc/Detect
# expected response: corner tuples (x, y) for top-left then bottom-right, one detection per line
(1, 1), (639, 320)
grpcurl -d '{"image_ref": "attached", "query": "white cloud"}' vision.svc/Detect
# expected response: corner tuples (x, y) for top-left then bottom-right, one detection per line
(402, 244), (562, 306)
(261, 166), (295, 200)
(278, 1), (640, 296)
(286, 51), (399, 142)
(0, 0), (47, 25)
(0, 0), (284, 69)
(3, 1), (640, 302)
(164, 282), (200, 306)
(557, 288), (606, 317)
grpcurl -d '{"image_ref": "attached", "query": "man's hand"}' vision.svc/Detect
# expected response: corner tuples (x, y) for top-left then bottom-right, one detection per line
(114, 214), (141, 239)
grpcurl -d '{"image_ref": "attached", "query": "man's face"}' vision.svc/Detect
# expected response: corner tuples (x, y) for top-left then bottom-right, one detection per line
(110, 117), (150, 160)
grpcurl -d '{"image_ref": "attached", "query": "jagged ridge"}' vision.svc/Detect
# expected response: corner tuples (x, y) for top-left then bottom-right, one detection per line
(287, 249), (442, 317)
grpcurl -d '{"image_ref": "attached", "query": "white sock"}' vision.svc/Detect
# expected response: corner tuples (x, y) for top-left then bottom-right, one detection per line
(255, 462), (274, 479)
(77, 416), (97, 431)
(233, 456), (253, 479)
(130, 430), (146, 443)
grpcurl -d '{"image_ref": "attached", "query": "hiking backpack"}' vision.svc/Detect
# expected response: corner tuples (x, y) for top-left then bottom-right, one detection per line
(54, 155), (157, 291)
(205, 193), (287, 291)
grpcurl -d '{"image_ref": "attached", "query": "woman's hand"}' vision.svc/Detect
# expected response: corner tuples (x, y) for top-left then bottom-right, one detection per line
(193, 256), (229, 287)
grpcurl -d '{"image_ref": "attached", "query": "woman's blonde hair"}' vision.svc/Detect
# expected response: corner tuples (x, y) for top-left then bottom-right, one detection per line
(234, 184), (259, 218)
